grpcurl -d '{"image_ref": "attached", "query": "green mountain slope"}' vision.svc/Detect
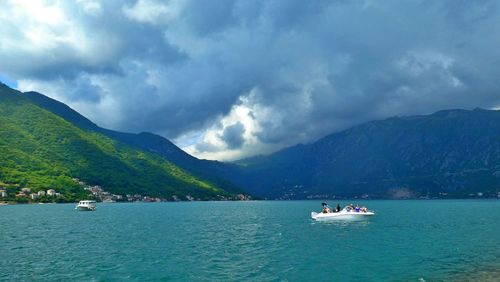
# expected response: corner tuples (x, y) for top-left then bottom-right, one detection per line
(0, 83), (240, 201)
(8, 81), (498, 201)
(23, 90), (243, 195)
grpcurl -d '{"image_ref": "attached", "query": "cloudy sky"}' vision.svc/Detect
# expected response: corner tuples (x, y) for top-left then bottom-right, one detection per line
(1, 0), (500, 160)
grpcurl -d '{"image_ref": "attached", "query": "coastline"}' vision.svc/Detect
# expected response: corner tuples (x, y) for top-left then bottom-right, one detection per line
(2, 197), (500, 206)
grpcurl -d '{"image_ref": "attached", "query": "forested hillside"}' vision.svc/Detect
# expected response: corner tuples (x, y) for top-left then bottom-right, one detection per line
(0, 83), (243, 201)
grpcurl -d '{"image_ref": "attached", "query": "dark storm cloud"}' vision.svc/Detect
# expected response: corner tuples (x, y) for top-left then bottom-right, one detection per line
(2, 0), (500, 159)
(220, 122), (245, 149)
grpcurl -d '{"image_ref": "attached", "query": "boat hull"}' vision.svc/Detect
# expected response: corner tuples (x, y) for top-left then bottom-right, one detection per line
(311, 211), (374, 221)
(76, 206), (96, 211)
(76, 200), (97, 211)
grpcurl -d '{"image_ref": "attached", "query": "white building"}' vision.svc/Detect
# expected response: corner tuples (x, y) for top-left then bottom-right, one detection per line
(0, 190), (7, 197)
(21, 188), (31, 194)
(38, 190), (46, 196)
(47, 189), (56, 196)
(30, 193), (39, 200)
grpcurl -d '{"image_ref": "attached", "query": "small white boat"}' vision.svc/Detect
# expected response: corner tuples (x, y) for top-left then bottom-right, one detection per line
(75, 200), (96, 211)
(311, 207), (374, 221)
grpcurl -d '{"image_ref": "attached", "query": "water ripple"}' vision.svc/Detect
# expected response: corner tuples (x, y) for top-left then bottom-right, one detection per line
(2, 200), (500, 281)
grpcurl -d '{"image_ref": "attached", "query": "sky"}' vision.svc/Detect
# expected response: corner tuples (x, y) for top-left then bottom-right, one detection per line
(1, 0), (500, 161)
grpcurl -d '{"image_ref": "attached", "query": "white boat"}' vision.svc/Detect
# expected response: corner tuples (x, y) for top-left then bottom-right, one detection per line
(311, 207), (374, 221)
(75, 200), (96, 211)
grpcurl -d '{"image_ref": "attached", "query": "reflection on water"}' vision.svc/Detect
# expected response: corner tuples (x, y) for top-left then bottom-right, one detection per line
(311, 218), (373, 228)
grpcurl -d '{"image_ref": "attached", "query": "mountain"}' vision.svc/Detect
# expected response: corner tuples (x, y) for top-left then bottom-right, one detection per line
(5, 81), (500, 201)
(0, 83), (244, 201)
(232, 109), (500, 199)
(22, 90), (243, 195)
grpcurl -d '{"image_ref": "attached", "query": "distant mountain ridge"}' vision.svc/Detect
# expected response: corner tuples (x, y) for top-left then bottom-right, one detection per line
(0, 83), (244, 200)
(5, 82), (500, 200)
(231, 108), (500, 199)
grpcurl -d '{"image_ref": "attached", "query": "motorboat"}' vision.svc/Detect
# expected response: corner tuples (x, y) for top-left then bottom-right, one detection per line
(311, 207), (374, 221)
(75, 200), (96, 211)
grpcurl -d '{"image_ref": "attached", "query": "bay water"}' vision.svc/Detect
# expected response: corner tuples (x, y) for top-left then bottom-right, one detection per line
(2, 200), (500, 281)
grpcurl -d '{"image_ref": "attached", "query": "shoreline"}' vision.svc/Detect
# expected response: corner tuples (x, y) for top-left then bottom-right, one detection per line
(2, 197), (500, 206)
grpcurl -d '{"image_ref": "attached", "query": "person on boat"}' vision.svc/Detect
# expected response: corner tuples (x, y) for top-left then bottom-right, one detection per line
(355, 205), (360, 212)
(361, 206), (368, 213)
(336, 204), (341, 212)
(346, 203), (354, 211)
(321, 203), (330, 213)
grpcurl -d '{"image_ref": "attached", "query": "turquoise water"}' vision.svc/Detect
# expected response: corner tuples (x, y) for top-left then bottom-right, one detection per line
(1, 200), (500, 281)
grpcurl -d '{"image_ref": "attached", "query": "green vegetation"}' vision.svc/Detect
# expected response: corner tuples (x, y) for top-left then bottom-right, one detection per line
(0, 83), (233, 201)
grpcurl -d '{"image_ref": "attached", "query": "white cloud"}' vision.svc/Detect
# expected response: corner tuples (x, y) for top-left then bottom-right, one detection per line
(0, 0), (120, 79)
(0, 0), (66, 50)
(182, 92), (258, 160)
(76, 0), (102, 16)
(181, 88), (298, 161)
(122, 0), (182, 25)
(8, 0), (64, 25)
